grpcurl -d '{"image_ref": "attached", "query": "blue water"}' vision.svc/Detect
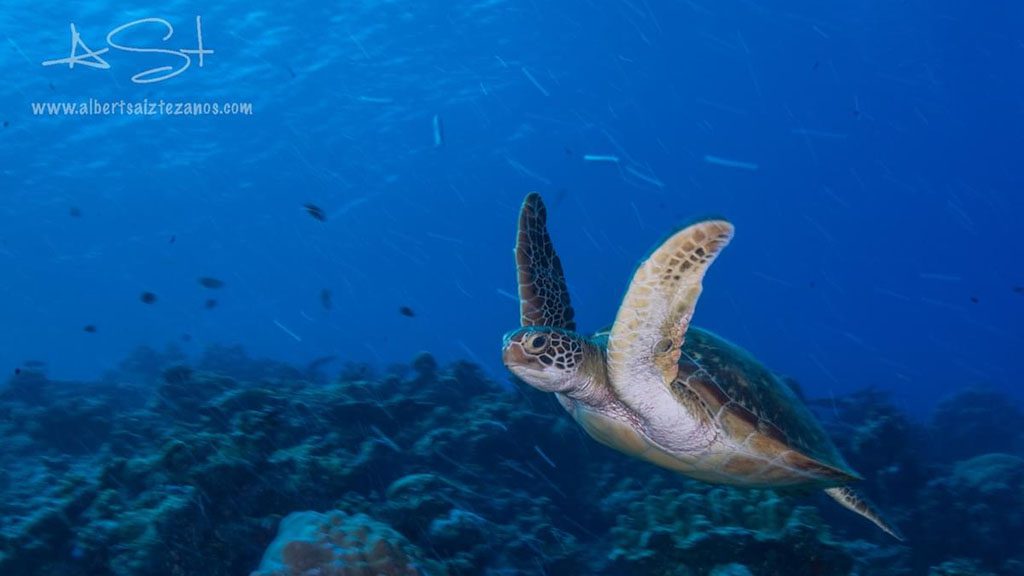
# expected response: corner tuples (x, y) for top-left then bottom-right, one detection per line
(1, 2), (1023, 574)
(2, 2), (1021, 414)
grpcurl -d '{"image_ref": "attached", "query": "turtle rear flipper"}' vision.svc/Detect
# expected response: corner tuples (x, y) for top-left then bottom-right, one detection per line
(825, 486), (904, 541)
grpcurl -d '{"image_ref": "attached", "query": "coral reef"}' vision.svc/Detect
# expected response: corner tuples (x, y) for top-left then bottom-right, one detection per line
(813, 388), (923, 540)
(916, 454), (1024, 575)
(928, 389), (1024, 463)
(926, 558), (998, 576)
(0, 345), (1021, 575)
(608, 480), (853, 576)
(252, 510), (433, 576)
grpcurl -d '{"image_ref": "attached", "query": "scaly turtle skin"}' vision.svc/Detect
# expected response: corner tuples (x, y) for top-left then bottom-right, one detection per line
(502, 192), (902, 540)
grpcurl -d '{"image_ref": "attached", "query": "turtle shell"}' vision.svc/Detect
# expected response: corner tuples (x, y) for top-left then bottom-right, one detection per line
(674, 326), (857, 479)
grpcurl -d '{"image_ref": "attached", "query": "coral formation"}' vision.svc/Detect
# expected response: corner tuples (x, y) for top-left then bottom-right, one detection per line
(928, 389), (1024, 463)
(0, 344), (1020, 575)
(252, 511), (432, 576)
(916, 454), (1024, 575)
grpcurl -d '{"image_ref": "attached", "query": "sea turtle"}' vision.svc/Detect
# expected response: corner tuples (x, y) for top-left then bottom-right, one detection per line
(502, 192), (902, 540)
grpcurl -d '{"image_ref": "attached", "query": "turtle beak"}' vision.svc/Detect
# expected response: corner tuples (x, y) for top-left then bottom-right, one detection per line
(502, 340), (528, 369)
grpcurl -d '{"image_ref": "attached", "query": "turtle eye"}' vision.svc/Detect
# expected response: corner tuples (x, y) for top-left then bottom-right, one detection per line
(528, 334), (548, 351)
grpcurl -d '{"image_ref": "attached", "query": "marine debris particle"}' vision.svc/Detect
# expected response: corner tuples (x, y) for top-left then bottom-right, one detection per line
(140, 292), (158, 304)
(273, 319), (302, 342)
(625, 165), (665, 188)
(181, 333), (192, 342)
(371, 425), (401, 452)
(496, 288), (518, 302)
(534, 445), (557, 469)
(704, 155), (759, 171)
(356, 95), (394, 104)
(432, 114), (444, 148)
(505, 156), (552, 185)
(83, 324), (97, 333)
(169, 235), (176, 244)
(303, 203), (327, 222)
(970, 296), (979, 304)
(198, 277), (225, 289)
(521, 66), (550, 97)
(1013, 286), (1023, 294)
(205, 298), (218, 309)
(13, 368), (20, 375)
(68, 206), (82, 218)
(399, 306), (416, 317)
(583, 154), (620, 163)
(320, 288), (333, 310)
(791, 128), (848, 140)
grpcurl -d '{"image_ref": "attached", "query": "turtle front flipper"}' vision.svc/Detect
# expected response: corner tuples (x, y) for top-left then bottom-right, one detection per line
(607, 220), (733, 417)
(515, 192), (576, 330)
(825, 486), (904, 541)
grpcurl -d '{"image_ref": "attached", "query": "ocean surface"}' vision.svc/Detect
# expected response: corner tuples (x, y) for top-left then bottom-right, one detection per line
(1, 1), (1022, 575)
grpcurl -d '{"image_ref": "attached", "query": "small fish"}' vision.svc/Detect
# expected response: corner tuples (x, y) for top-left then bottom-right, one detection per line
(306, 355), (337, 373)
(970, 296), (980, 304)
(69, 206), (82, 218)
(198, 277), (225, 289)
(304, 203), (327, 222)
(169, 235), (176, 244)
(399, 306), (416, 317)
(13, 368), (20, 375)
(205, 298), (218, 309)
(1014, 286), (1024, 294)
(140, 292), (158, 304)
(2, 121), (8, 128)
(181, 333), (193, 342)
(83, 324), (97, 333)
(23, 360), (46, 368)
(320, 288), (333, 310)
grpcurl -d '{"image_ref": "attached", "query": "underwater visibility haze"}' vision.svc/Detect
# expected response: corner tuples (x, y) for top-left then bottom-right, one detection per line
(1, 0), (1023, 575)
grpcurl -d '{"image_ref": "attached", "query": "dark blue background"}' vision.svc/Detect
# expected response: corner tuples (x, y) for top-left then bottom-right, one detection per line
(0, 0), (1021, 416)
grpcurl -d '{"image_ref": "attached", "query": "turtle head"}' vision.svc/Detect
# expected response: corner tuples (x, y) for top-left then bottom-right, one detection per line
(502, 327), (588, 393)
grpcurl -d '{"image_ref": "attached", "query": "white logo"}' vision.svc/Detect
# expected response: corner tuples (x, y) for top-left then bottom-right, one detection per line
(41, 16), (213, 84)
